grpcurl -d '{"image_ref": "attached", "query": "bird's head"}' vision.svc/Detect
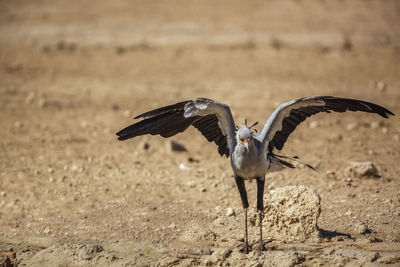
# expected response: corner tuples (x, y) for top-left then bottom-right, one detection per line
(237, 126), (253, 147)
(236, 118), (258, 150)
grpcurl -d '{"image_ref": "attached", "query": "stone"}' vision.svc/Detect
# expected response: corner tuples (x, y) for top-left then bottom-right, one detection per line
(179, 224), (218, 242)
(170, 140), (187, 152)
(226, 208), (235, 217)
(212, 248), (231, 260)
(261, 185), (321, 242)
(157, 256), (180, 267)
(364, 252), (379, 262)
(345, 162), (380, 178)
(354, 222), (369, 234)
(261, 251), (304, 267)
(375, 80), (387, 91)
(309, 121), (319, 128)
(346, 123), (358, 131)
(377, 255), (400, 264)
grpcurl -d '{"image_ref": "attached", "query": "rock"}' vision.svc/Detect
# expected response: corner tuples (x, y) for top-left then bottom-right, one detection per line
(179, 163), (188, 170)
(14, 121), (23, 128)
(375, 80), (387, 91)
(261, 251), (304, 267)
(309, 121), (319, 128)
(157, 256), (180, 267)
(187, 181), (196, 188)
(203, 258), (212, 266)
(179, 224), (218, 242)
(229, 249), (246, 262)
(364, 252), (379, 262)
(377, 255), (400, 264)
(354, 222), (369, 234)
(38, 98), (47, 108)
(345, 162), (380, 178)
(71, 164), (79, 172)
(226, 207), (235, 217)
(78, 244), (104, 260)
(370, 121), (384, 129)
(245, 261), (263, 267)
(123, 110), (131, 118)
(346, 123), (358, 131)
(26, 92), (36, 104)
(212, 248), (231, 260)
(170, 140), (187, 152)
(261, 185), (321, 242)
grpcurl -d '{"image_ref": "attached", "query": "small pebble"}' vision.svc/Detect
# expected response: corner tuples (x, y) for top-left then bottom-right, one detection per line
(14, 121), (23, 128)
(38, 98), (47, 108)
(226, 207), (235, 217)
(123, 110), (131, 118)
(71, 165), (79, 171)
(179, 163), (187, 170)
(309, 121), (319, 128)
(346, 123), (358, 131)
(375, 81), (387, 91)
(26, 92), (36, 104)
(170, 140), (187, 152)
(80, 121), (88, 128)
(354, 222), (369, 234)
(187, 181), (196, 188)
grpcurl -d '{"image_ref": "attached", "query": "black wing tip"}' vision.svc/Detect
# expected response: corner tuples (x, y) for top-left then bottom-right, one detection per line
(384, 110), (395, 117)
(116, 131), (133, 141)
(321, 96), (395, 118)
(117, 136), (128, 141)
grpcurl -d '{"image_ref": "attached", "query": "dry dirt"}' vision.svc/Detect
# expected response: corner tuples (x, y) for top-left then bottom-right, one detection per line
(1, 0), (400, 266)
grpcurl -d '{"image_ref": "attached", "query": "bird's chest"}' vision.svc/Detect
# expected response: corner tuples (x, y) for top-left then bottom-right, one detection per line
(231, 146), (267, 179)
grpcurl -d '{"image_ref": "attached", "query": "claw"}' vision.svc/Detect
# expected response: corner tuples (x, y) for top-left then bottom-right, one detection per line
(240, 243), (250, 254)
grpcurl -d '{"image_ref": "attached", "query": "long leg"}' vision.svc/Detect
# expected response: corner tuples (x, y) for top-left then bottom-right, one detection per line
(234, 175), (249, 253)
(256, 177), (266, 251)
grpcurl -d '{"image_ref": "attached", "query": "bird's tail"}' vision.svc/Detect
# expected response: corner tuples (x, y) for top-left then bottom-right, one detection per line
(271, 153), (316, 171)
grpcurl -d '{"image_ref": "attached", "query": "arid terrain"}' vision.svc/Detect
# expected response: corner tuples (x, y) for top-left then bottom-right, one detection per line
(1, 0), (400, 266)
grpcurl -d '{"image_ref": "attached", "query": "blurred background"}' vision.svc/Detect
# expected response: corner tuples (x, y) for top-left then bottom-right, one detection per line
(0, 0), (399, 265)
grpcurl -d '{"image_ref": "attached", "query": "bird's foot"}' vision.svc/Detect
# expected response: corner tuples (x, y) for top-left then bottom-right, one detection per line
(239, 243), (251, 254)
(254, 242), (266, 252)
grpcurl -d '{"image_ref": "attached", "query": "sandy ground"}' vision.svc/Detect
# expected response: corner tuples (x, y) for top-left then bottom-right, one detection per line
(1, 0), (400, 266)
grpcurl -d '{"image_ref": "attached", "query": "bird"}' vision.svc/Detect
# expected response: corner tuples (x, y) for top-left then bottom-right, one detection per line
(116, 96), (394, 253)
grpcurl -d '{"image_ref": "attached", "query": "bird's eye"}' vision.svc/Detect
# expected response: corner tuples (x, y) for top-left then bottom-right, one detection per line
(239, 136), (244, 141)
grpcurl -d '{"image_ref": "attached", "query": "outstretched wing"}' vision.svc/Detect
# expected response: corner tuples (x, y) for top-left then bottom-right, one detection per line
(116, 98), (236, 157)
(256, 96), (394, 152)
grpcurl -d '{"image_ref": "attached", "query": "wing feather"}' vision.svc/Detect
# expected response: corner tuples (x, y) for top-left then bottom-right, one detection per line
(116, 98), (235, 157)
(256, 96), (394, 152)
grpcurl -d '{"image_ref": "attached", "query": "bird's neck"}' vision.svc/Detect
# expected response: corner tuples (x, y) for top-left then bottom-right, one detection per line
(236, 139), (256, 155)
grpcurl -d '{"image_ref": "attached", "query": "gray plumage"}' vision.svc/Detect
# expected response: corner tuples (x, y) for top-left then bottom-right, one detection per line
(116, 96), (394, 253)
